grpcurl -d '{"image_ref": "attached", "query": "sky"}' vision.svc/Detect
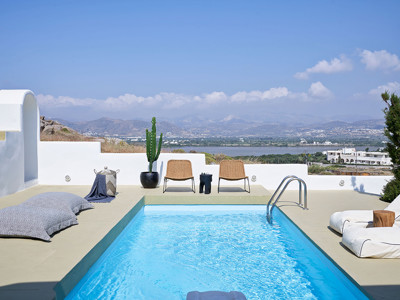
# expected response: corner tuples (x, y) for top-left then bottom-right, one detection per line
(1, 0), (400, 124)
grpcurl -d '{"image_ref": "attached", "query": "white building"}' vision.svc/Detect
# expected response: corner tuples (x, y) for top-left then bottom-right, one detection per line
(326, 148), (391, 165)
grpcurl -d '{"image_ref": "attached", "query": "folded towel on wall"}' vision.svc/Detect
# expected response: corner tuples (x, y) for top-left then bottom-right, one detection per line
(85, 174), (115, 203)
(186, 291), (247, 300)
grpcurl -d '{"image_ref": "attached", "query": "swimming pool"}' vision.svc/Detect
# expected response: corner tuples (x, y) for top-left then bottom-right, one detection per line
(66, 205), (368, 299)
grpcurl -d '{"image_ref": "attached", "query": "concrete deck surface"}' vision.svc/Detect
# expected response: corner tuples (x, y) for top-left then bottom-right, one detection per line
(0, 185), (398, 299)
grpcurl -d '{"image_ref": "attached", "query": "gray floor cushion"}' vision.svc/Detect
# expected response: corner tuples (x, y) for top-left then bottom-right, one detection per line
(0, 205), (78, 241)
(187, 291), (247, 300)
(23, 192), (94, 214)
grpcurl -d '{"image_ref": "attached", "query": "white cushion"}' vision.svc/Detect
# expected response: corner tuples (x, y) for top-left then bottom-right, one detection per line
(342, 227), (400, 258)
(329, 210), (373, 234)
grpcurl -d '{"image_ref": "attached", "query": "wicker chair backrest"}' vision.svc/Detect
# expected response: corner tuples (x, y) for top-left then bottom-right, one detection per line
(219, 160), (246, 180)
(166, 160), (194, 179)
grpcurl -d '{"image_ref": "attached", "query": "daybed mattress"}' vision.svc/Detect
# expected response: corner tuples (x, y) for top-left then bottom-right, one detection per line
(342, 227), (400, 258)
(330, 209), (400, 234)
(329, 210), (374, 234)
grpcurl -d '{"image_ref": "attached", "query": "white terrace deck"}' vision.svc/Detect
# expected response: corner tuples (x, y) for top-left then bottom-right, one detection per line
(0, 185), (398, 300)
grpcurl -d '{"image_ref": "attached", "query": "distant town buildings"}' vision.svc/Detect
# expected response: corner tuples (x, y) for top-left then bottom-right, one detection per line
(299, 138), (336, 146)
(325, 148), (391, 165)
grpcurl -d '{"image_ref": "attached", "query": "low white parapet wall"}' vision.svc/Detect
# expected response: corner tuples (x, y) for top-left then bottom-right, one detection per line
(38, 141), (207, 186)
(38, 141), (391, 195)
(306, 175), (390, 195)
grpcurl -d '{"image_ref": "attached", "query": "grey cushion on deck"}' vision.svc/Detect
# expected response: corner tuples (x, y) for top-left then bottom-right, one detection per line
(187, 291), (247, 300)
(23, 192), (93, 214)
(0, 205), (78, 241)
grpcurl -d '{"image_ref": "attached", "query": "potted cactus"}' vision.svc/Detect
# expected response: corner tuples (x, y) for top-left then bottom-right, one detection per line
(140, 117), (163, 188)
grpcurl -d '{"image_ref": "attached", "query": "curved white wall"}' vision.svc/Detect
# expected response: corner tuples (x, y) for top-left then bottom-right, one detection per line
(0, 90), (39, 197)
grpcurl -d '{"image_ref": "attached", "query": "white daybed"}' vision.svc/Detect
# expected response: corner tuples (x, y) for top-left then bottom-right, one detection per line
(342, 227), (400, 258)
(329, 195), (400, 234)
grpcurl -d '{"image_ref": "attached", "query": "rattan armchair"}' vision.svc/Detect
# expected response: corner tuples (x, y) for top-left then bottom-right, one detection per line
(163, 160), (195, 193)
(218, 160), (250, 193)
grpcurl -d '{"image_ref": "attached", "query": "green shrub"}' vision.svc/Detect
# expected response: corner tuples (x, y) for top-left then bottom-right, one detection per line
(381, 92), (400, 202)
(381, 179), (400, 203)
(172, 149), (185, 153)
(203, 152), (216, 164)
(308, 165), (325, 174)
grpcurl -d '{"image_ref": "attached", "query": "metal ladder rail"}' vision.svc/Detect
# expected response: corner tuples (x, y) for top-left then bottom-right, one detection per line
(267, 177), (307, 224)
(266, 175), (301, 212)
(266, 175), (301, 222)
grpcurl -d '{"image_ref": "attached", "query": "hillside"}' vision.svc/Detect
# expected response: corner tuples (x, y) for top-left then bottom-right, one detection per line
(40, 116), (95, 141)
(55, 117), (386, 139)
(40, 116), (146, 153)
(57, 117), (189, 138)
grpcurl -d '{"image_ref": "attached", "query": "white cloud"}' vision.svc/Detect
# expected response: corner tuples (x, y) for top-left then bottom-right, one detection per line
(369, 81), (400, 95)
(263, 87), (289, 99)
(37, 85), (335, 122)
(230, 87), (289, 102)
(294, 55), (353, 79)
(36, 94), (96, 107)
(203, 91), (227, 104)
(102, 94), (163, 111)
(308, 82), (333, 99)
(38, 85), (328, 114)
(360, 50), (400, 71)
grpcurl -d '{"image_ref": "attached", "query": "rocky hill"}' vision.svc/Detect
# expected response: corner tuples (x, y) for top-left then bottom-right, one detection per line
(40, 116), (95, 141)
(40, 117), (146, 153)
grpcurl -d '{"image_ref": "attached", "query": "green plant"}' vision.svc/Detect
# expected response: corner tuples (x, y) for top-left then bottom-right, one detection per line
(145, 117), (163, 173)
(171, 149), (185, 153)
(381, 179), (400, 203)
(381, 92), (400, 202)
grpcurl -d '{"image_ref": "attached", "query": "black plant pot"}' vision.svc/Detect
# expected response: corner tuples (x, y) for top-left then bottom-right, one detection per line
(140, 172), (159, 188)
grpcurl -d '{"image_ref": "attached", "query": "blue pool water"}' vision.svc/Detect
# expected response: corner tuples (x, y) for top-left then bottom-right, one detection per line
(66, 206), (368, 300)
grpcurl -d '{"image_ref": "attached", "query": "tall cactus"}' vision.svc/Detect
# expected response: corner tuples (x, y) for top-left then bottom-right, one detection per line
(146, 117), (163, 173)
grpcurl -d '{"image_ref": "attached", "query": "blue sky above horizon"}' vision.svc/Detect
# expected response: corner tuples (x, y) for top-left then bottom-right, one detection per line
(1, 0), (399, 124)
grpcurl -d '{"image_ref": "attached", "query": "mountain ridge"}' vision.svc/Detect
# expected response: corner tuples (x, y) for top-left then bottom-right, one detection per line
(53, 117), (385, 139)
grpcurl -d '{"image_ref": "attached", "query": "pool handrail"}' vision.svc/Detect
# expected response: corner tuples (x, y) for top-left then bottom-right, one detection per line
(266, 175), (308, 224)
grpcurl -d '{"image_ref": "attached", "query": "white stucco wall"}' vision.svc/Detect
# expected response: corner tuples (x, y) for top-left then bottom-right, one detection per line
(0, 90), (39, 197)
(0, 131), (25, 196)
(38, 142), (207, 186)
(38, 140), (391, 195)
(307, 175), (391, 195)
(38, 141), (308, 188)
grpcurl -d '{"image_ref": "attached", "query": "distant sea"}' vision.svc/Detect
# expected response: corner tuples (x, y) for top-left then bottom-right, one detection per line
(165, 146), (380, 156)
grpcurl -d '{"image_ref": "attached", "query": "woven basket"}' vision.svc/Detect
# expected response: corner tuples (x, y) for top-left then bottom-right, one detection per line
(95, 166), (120, 196)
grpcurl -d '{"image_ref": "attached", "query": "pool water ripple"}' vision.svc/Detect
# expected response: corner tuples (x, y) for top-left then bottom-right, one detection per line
(66, 207), (367, 300)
